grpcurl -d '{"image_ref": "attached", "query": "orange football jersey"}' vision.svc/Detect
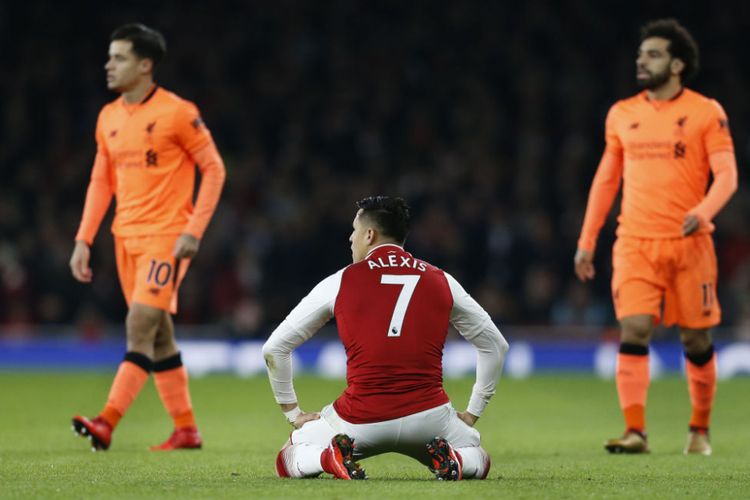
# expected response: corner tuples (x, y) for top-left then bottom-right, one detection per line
(606, 89), (734, 238)
(93, 86), (214, 237)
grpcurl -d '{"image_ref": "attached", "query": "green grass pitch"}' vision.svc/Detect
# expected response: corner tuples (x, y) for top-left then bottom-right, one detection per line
(1, 373), (748, 498)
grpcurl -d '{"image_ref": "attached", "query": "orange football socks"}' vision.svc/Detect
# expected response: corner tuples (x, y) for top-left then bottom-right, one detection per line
(685, 346), (717, 431)
(100, 352), (152, 428)
(616, 344), (650, 433)
(153, 353), (197, 429)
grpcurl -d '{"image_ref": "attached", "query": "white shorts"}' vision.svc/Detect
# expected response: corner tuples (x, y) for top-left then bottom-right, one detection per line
(290, 402), (481, 466)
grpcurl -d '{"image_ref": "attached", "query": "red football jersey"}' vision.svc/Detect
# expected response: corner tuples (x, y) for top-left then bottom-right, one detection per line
(263, 242), (506, 424)
(332, 244), (453, 423)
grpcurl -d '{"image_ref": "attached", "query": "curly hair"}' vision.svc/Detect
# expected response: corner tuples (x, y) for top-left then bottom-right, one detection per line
(640, 19), (700, 82)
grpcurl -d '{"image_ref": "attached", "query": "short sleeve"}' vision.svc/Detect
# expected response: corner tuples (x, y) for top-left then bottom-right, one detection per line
(604, 104), (623, 153)
(703, 100), (734, 155)
(173, 100), (213, 155)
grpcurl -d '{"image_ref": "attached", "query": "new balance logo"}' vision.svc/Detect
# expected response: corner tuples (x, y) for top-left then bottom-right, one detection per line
(146, 122), (156, 134)
(109, 130), (118, 137)
(629, 122), (639, 129)
(676, 116), (687, 127)
(146, 149), (158, 167)
(674, 141), (686, 159)
(148, 288), (160, 296)
(191, 117), (204, 129)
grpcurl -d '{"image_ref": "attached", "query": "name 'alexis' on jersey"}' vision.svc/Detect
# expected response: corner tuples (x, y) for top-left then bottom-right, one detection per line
(366, 253), (428, 271)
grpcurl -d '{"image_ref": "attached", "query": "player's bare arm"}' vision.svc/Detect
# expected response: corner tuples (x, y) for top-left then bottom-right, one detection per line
(574, 248), (595, 282)
(173, 234), (200, 259)
(70, 240), (93, 283)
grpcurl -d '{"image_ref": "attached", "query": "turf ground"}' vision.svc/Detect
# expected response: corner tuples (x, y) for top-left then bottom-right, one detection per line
(1, 373), (748, 498)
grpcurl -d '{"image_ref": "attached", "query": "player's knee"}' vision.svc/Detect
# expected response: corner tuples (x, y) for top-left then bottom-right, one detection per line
(153, 324), (176, 356)
(458, 446), (491, 480)
(679, 328), (711, 354)
(477, 447), (491, 480)
(619, 316), (652, 345)
(126, 305), (163, 343)
(275, 445), (303, 478)
(275, 449), (292, 478)
(153, 332), (174, 350)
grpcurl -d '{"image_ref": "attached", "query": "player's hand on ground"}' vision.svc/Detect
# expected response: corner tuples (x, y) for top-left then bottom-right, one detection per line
(292, 411), (321, 429)
(682, 213), (701, 236)
(574, 248), (595, 282)
(70, 241), (93, 283)
(173, 234), (200, 259)
(457, 411), (478, 427)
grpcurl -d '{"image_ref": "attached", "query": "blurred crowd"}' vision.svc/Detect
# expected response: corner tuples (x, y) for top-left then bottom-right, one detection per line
(1, 1), (749, 339)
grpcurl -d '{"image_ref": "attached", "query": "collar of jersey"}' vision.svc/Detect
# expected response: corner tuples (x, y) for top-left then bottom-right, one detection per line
(365, 243), (403, 259)
(120, 84), (159, 111)
(641, 87), (686, 110)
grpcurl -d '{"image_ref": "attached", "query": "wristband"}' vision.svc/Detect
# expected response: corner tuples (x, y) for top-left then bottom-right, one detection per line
(283, 406), (302, 424)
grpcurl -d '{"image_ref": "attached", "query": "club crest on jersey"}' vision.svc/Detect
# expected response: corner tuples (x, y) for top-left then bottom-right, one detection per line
(144, 121), (157, 146)
(674, 116), (688, 137)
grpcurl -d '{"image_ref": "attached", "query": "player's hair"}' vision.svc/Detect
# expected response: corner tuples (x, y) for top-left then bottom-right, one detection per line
(640, 19), (699, 82)
(356, 196), (411, 244)
(110, 23), (167, 69)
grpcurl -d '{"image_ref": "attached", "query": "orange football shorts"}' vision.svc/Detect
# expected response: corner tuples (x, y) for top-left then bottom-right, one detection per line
(611, 234), (720, 328)
(114, 234), (190, 314)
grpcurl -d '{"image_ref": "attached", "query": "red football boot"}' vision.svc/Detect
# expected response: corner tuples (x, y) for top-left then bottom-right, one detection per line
(72, 415), (113, 451)
(150, 426), (203, 451)
(320, 434), (367, 480)
(426, 436), (463, 480)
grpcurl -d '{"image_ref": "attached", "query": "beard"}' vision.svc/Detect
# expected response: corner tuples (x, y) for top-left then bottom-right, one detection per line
(636, 66), (671, 90)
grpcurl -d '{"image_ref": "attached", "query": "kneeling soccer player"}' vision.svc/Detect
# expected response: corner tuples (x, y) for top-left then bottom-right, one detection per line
(262, 196), (509, 479)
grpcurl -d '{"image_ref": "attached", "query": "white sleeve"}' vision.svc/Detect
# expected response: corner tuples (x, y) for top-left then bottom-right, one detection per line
(445, 272), (509, 417)
(261, 269), (344, 404)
